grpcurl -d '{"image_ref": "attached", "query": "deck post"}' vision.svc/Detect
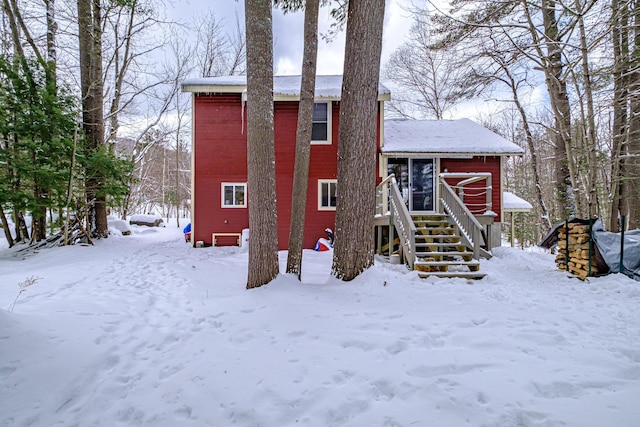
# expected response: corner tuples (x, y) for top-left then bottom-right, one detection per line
(620, 215), (625, 274)
(588, 218), (593, 277)
(565, 219), (569, 271)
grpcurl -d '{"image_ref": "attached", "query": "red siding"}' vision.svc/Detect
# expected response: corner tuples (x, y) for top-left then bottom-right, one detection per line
(440, 157), (502, 221)
(274, 102), (341, 250)
(195, 94), (452, 249)
(193, 94), (248, 246)
(193, 94), (342, 249)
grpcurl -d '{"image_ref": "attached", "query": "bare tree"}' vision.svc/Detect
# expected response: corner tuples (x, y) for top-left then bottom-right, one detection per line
(273, 0), (321, 279)
(610, 0), (640, 229)
(623, 0), (640, 229)
(383, 8), (473, 119)
(194, 10), (246, 77)
(469, 32), (553, 231)
(427, 0), (621, 230)
(331, 0), (384, 281)
(167, 34), (193, 226)
(245, 0), (279, 289)
(195, 10), (229, 77)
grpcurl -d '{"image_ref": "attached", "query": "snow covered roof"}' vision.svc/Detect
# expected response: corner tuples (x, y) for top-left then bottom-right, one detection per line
(382, 119), (524, 156)
(503, 191), (533, 212)
(181, 75), (391, 101)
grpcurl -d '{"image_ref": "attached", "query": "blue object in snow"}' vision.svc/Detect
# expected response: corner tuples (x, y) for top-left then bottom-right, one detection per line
(183, 223), (191, 234)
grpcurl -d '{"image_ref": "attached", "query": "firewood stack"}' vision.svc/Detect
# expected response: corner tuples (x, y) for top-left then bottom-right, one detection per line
(556, 223), (599, 280)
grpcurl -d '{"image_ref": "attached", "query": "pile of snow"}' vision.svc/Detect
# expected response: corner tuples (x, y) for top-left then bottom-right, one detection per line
(1, 223), (639, 426)
(129, 213), (165, 227)
(107, 217), (132, 236)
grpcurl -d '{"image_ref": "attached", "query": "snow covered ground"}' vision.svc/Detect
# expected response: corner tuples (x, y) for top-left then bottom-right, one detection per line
(1, 221), (639, 427)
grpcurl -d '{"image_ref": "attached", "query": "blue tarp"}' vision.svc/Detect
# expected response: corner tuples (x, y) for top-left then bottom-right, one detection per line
(592, 219), (640, 281)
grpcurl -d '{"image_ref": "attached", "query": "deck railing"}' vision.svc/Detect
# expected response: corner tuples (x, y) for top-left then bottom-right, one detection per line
(443, 172), (492, 214)
(439, 178), (487, 259)
(376, 175), (416, 269)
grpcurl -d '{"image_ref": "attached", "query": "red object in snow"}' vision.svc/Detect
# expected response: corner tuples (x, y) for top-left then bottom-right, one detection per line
(314, 239), (332, 251)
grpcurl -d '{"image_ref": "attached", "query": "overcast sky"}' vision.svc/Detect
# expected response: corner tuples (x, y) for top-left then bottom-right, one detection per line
(163, 1), (517, 120)
(167, 0), (420, 78)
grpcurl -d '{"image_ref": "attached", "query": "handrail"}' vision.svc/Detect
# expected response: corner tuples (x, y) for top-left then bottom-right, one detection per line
(439, 179), (487, 259)
(441, 172), (492, 215)
(375, 177), (388, 216)
(375, 175), (417, 269)
(378, 173), (396, 187)
(375, 174), (396, 217)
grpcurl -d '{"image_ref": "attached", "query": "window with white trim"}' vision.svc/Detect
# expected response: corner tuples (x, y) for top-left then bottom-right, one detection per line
(318, 180), (337, 210)
(311, 102), (331, 144)
(222, 183), (246, 208)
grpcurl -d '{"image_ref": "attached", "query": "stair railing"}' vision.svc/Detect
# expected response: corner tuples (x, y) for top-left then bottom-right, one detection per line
(453, 173), (492, 215)
(375, 174), (396, 217)
(376, 174), (416, 269)
(439, 178), (487, 260)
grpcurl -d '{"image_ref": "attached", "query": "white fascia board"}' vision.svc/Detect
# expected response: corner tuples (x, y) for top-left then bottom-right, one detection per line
(183, 86), (389, 101)
(182, 84), (246, 93)
(271, 94), (390, 102)
(380, 152), (522, 158)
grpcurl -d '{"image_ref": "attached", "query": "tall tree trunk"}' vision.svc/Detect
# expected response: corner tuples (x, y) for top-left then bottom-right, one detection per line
(78, 0), (108, 237)
(45, 0), (57, 92)
(105, 1), (136, 145)
(575, 0), (599, 218)
(14, 210), (29, 242)
(523, 0), (576, 218)
(610, 0), (629, 231)
(0, 209), (14, 247)
(286, 0), (320, 280)
(245, 0), (279, 289)
(542, 0), (576, 218)
(331, 0), (385, 281)
(623, 0), (640, 229)
(175, 130), (181, 228)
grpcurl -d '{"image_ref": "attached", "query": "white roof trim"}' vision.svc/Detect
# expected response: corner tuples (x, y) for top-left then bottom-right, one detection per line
(182, 75), (391, 101)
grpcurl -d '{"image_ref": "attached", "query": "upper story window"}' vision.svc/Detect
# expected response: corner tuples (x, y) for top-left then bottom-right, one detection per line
(311, 102), (331, 145)
(222, 183), (246, 208)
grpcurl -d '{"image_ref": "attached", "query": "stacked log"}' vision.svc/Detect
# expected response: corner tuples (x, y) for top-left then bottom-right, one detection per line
(555, 223), (600, 280)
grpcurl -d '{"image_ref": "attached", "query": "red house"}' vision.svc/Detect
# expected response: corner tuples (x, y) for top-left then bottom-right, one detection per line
(182, 75), (527, 278)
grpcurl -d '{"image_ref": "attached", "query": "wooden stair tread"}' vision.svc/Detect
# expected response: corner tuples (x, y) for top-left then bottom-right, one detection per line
(415, 260), (480, 266)
(417, 271), (486, 280)
(415, 242), (466, 248)
(415, 251), (473, 259)
(415, 234), (460, 239)
(416, 228), (455, 235)
(413, 220), (450, 227)
(411, 213), (447, 219)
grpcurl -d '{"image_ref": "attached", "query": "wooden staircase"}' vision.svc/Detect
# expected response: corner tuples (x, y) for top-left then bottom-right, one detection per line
(375, 174), (491, 280)
(412, 214), (486, 280)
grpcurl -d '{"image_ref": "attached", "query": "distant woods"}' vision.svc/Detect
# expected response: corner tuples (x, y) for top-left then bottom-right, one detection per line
(0, 0), (245, 246)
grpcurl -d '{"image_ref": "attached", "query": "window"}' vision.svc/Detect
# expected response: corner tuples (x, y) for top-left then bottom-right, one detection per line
(318, 180), (337, 210)
(311, 102), (331, 144)
(222, 183), (246, 208)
